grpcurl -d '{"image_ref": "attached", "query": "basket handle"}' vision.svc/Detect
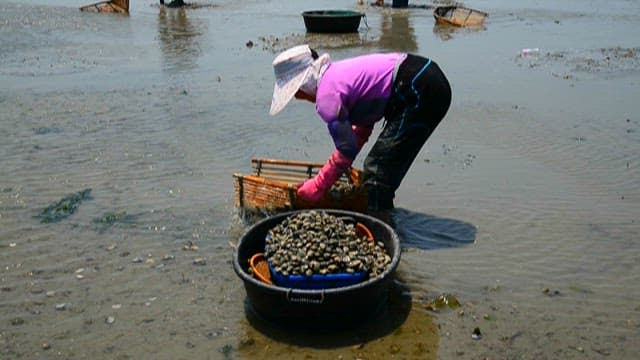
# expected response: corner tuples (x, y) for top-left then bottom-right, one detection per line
(286, 289), (325, 304)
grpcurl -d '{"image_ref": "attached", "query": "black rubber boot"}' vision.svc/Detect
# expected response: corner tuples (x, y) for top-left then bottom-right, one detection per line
(368, 210), (393, 227)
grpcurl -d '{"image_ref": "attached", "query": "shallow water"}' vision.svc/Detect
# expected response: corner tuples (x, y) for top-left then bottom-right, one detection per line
(1, 0), (639, 359)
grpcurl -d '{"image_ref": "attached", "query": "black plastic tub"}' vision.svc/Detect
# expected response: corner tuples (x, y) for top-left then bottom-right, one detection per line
(233, 209), (401, 329)
(392, 0), (409, 8)
(302, 10), (364, 33)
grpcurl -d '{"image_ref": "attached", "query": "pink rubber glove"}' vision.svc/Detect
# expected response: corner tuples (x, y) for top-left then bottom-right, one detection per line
(353, 125), (372, 151)
(297, 150), (353, 203)
(297, 178), (324, 203)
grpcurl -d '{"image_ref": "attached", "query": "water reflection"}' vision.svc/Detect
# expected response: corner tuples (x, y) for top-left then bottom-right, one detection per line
(432, 23), (487, 41)
(303, 31), (376, 50)
(238, 278), (438, 359)
(378, 11), (417, 52)
(157, 6), (204, 72)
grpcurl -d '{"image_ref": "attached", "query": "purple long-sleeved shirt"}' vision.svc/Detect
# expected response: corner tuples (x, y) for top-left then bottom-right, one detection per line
(315, 52), (406, 160)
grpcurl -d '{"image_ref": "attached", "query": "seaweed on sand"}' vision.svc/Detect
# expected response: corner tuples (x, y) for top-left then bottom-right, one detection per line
(92, 211), (138, 233)
(36, 188), (93, 223)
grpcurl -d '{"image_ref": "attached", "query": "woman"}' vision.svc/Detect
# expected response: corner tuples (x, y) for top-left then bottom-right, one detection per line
(270, 45), (451, 224)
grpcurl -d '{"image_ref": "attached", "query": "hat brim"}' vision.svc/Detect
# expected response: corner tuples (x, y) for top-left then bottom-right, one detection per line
(269, 66), (312, 116)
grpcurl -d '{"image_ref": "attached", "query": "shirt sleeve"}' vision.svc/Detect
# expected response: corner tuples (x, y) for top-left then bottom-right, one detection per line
(327, 119), (359, 160)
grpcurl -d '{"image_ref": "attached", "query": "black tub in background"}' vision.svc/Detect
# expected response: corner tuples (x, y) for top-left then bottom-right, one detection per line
(302, 10), (365, 33)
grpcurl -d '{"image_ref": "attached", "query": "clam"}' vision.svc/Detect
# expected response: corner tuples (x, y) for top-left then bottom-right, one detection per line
(264, 210), (391, 279)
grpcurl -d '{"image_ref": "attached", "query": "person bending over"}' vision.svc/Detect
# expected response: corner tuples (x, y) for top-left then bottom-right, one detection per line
(269, 45), (451, 224)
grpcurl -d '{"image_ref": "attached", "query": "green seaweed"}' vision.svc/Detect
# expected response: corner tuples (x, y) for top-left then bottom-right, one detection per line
(92, 211), (138, 233)
(36, 188), (92, 223)
(220, 344), (234, 359)
(93, 211), (130, 224)
(33, 127), (63, 135)
(424, 293), (461, 311)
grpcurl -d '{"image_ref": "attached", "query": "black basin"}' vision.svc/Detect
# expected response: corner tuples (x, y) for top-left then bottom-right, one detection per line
(233, 209), (401, 329)
(302, 10), (365, 33)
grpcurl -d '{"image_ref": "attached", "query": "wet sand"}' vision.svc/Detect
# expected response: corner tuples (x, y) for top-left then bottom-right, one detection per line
(1, 0), (639, 359)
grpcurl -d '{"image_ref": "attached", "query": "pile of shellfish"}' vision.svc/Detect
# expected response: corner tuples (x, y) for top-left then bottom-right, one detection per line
(327, 180), (359, 199)
(265, 210), (392, 279)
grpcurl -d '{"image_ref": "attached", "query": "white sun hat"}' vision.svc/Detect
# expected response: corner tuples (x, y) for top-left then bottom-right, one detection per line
(269, 44), (315, 116)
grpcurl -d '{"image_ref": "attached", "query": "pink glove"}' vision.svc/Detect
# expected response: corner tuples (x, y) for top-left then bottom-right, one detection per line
(297, 150), (353, 203)
(297, 178), (324, 203)
(352, 125), (372, 151)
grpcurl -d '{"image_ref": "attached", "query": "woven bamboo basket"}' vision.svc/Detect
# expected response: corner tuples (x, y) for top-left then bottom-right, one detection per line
(80, 0), (129, 13)
(433, 6), (488, 27)
(233, 158), (367, 213)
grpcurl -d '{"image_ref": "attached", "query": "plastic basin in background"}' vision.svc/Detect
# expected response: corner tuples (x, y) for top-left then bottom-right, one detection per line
(302, 10), (364, 33)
